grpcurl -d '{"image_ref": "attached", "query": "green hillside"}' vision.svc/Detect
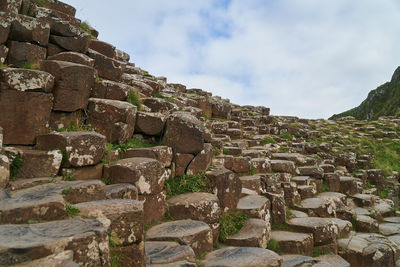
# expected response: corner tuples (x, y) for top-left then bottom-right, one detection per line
(330, 66), (400, 120)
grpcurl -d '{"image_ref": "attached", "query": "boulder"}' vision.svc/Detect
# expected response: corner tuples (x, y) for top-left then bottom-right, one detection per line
(167, 192), (221, 224)
(271, 160), (296, 174)
(36, 131), (106, 167)
(87, 98), (137, 144)
(270, 231), (313, 255)
(9, 14), (50, 46)
(87, 49), (125, 82)
(49, 34), (90, 53)
(6, 41), (46, 68)
(186, 143), (214, 175)
(0, 218), (109, 266)
(41, 60), (95, 111)
(0, 90), (53, 144)
(106, 157), (167, 195)
(338, 233), (400, 267)
(237, 195), (271, 222)
(89, 39), (115, 58)
(288, 217), (338, 246)
(206, 167), (242, 212)
(135, 112), (166, 136)
(174, 153), (194, 176)
(145, 241), (195, 266)
(91, 79), (137, 101)
(48, 51), (94, 67)
(123, 146), (173, 167)
(226, 218), (270, 248)
(0, 68), (54, 92)
(146, 220), (213, 254)
(163, 112), (204, 154)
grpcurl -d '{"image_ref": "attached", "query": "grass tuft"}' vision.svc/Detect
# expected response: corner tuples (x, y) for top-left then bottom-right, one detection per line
(219, 210), (249, 243)
(127, 91), (142, 110)
(164, 173), (210, 199)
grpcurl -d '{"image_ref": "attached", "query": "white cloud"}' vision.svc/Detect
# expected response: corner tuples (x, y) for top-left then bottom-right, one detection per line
(64, 0), (400, 118)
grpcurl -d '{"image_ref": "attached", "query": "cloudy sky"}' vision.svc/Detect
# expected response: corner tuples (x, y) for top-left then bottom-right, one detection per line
(64, 0), (400, 119)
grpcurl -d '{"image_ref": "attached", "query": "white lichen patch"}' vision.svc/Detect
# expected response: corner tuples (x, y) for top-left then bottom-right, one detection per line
(48, 150), (63, 170)
(136, 175), (151, 194)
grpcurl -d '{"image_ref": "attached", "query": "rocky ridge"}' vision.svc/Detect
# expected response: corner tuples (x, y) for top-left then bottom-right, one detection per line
(0, 1), (400, 266)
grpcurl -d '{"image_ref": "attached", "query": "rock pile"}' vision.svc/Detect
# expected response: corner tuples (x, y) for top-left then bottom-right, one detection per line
(0, 1), (400, 266)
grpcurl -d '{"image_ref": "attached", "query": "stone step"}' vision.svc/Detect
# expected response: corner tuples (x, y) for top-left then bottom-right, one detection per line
(145, 219), (213, 255)
(315, 254), (350, 267)
(7, 176), (63, 191)
(270, 230), (313, 255)
(282, 255), (332, 267)
(201, 247), (282, 267)
(0, 218), (109, 266)
(379, 223), (400, 236)
(338, 233), (400, 267)
(287, 217), (338, 247)
(145, 241), (195, 266)
(291, 176), (311, 186)
(237, 195), (270, 221)
(355, 215), (379, 233)
(297, 185), (317, 199)
(295, 198), (335, 217)
(226, 218), (270, 248)
(0, 180), (106, 224)
(13, 251), (78, 267)
(270, 160), (296, 174)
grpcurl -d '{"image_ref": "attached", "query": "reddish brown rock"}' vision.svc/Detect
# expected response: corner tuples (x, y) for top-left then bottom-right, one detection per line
(163, 112), (204, 155)
(0, 68), (54, 92)
(113, 48), (130, 62)
(47, 43), (65, 57)
(206, 167), (241, 212)
(0, 0), (22, 14)
(288, 217), (338, 246)
(87, 98), (137, 144)
(74, 199), (144, 246)
(87, 48), (125, 82)
(142, 97), (178, 113)
(121, 74), (153, 96)
(297, 165), (324, 179)
(339, 176), (358, 195)
(324, 172), (341, 192)
(41, 60), (96, 112)
(270, 231), (313, 255)
(232, 157), (251, 173)
(61, 163), (103, 180)
(146, 220), (213, 255)
(91, 79), (137, 101)
(211, 98), (231, 119)
(48, 51), (94, 67)
(174, 153), (194, 176)
(8, 15), (50, 46)
(49, 34), (90, 53)
(226, 218), (270, 248)
(237, 195), (271, 222)
(123, 146), (173, 168)
(0, 13), (12, 44)
(168, 192), (221, 224)
(107, 157), (167, 195)
(267, 192), (286, 225)
(6, 41), (46, 67)
(4, 147), (62, 179)
(135, 112), (166, 136)
(186, 143), (214, 175)
(105, 183), (138, 200)
(89, 39), (115, 58)
(0, 90), (53, 144)
(138, 191), (166, 225)
(251, 158), (271, 174)
(36, 131), (106, 167)
(271, 160), (296, 174)
(0, 219), (110, 266)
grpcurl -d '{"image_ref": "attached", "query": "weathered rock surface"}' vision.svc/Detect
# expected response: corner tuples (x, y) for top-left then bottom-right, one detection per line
(226, 218), (270, 248)
(0, 218), (109, 266)
(270, 231), (313, 255)
(146, 219), (213, 254)
(201, 247), (282, 267)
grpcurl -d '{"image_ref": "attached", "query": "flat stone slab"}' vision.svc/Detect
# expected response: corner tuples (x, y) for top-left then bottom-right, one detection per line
(0, 218), (109, 266)
(270, 160), (296, 174)
(13, 251), (78, 267)
(167, 192), (221, 224)
(270, 231), (313, 255)
(338, 233), (400, 267)
(315, 255), (350, 267)
(201, 247), (282, 267)
(237, 195), (270, 221)
(0, 180), (105, 224)
(282, 255), (331, 267)
(291, 176), (311, 185)
(383, 217), (400, 224)
(226, 218), (270, 248)
(145, 241), (195, 265)
(145, 219), (213, 254)
(288, 217), (338, 245)
(379, 223), (400, 236)
(295, 197), (335, 217)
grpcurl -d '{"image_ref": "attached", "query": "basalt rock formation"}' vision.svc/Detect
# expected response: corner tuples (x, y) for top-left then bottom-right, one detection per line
(0, 1), (400, 266)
